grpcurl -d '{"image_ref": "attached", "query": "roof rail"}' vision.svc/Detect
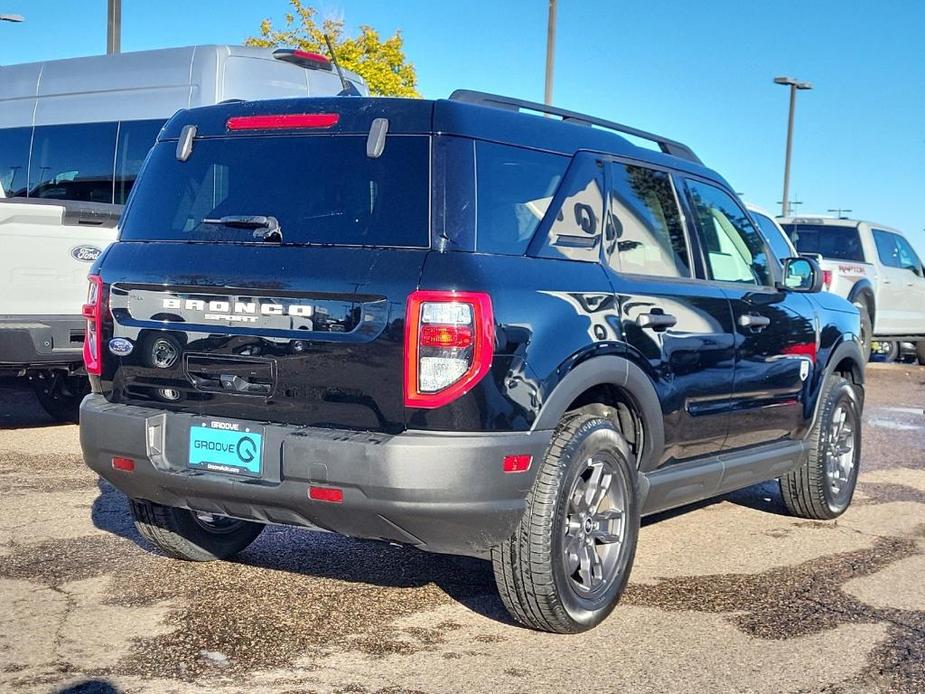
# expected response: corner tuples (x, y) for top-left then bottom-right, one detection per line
(448, 89), (702, 165)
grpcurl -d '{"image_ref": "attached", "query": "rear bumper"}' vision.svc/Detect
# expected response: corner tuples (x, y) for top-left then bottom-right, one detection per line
(80, 395), (552, 558)
(0, 315), (84, 367)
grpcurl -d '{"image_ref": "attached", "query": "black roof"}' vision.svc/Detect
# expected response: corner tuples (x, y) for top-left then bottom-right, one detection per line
(159, 92), (726, 185)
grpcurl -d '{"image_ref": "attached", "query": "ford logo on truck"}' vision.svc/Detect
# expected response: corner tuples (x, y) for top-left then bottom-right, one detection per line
(71, 245), (102, 263)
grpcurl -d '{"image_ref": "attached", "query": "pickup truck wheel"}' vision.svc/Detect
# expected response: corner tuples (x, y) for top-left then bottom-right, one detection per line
(130, 499), (264, 561)
(917, 341), (925, 366)
(853, 301), (872, 362)
(780, 376), (860, 520)
(491, 413), (640, 633)
(872, 340), (898, 363)
(31, 372), (89, 424)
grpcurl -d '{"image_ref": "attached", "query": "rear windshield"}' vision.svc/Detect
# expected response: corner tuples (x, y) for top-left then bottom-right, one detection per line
(781, 222), (865, 262)
(120, 134), (430, 247)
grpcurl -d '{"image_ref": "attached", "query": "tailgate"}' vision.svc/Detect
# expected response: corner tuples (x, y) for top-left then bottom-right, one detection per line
(98, 242), (426, 433)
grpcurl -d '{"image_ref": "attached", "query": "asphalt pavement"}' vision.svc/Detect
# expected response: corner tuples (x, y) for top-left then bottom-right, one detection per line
(0, 363), (923, 693)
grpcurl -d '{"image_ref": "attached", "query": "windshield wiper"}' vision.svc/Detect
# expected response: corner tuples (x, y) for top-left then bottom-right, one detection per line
(201, 215), (283, 242)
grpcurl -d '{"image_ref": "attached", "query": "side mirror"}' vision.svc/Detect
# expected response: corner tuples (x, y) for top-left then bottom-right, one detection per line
(780, 256), (823, 293)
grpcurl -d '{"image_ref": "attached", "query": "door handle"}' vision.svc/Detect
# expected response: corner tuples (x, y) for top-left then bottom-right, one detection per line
(636, 312), (677, 331)
(739, 314), (771, 330)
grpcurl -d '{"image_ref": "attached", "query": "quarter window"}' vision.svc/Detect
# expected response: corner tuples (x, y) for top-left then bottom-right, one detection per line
(605, 163), (689, 277)
(686, 180), (771, 286)
(475, 142), (568, 255)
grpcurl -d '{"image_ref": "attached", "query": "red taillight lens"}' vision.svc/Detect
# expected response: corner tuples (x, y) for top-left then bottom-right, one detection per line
(226, 113), (340, 131)
(309, 486), (344, 503)
(111, 456), (135, 472)
(82, 275), (104, 376)
(503, 455), (533, 473)
(822, 270), (833, 290)
(272, 48), (334, 71)
(404, 290), (494, 409)
(420, 324), (473, 349)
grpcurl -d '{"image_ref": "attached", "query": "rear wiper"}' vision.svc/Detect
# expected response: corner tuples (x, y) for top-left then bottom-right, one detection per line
(201, 215), (283, 242)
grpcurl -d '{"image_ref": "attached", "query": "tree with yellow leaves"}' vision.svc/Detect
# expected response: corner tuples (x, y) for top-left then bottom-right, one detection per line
(245, 0), (419, 97)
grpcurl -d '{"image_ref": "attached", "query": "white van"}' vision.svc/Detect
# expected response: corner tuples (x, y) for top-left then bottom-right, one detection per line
(0, 45), (366, 420)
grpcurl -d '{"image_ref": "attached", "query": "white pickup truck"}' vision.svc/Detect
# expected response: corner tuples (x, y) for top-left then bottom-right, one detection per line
(779, 216), (925, 364)
(0, 44), (367, 420)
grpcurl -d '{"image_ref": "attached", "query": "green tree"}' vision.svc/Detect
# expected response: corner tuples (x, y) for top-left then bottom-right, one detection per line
(245, 0), (419, 97)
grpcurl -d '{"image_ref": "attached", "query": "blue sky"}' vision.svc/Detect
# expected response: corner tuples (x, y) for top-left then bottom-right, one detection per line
(2, 1), (923, 254)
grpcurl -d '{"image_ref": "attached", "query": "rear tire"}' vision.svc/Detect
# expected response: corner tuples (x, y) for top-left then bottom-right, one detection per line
(853, 300), (873, 363)
(780, 376), (861, 520)
(31, 372), (89, 424)
(872, 340), (899, 363)
(130, 499), (264, 561)
(491, 413), (640, 633)
(917, 341), (925, 366)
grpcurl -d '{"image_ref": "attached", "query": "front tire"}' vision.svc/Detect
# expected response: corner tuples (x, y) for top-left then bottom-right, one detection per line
(917, 341), (925, 366)
(780, 376), (861, 520)
(492, 413), (640, 633)
(130, 499), (264, 561)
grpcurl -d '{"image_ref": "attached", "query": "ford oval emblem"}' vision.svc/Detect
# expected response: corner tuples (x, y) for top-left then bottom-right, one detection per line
(108, 337), (134, 356)
(71, 245), (102, 263)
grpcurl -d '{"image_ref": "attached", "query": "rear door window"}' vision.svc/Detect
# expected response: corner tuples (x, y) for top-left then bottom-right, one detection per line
(0, 126), (32, 197)
(782, 223), (865, 262)
(475, 142), (567, 255)
(28, 122), (118, 203)
(120, 134), (431, 247)
(605, 163), (690, 277)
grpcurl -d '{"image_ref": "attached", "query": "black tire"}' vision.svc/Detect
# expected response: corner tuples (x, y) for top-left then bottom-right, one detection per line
(130, 499), (264, 561)
(917, 341), (925, 366)
(780, 376), (861, 520)
(31, 372), (90, 423)
(853, 300), (873, 363)
(491, 413), (640, 633)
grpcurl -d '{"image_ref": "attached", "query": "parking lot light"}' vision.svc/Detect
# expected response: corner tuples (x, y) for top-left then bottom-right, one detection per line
(774, 76), (813, 217)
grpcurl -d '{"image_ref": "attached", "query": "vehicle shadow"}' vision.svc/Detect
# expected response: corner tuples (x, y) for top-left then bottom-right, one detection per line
(89, 479), (513, 625)
(0, 380), (61, 429)
(55, 680), (121, 694)
(89, 477), (788, 628)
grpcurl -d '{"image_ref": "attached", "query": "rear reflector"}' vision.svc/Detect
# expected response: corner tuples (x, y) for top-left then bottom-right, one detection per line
(503, 455), (533, 473)
(309, 486), (344, 503)
(226, 113), (340, 131)
(111, 457), (135, 472)
(420, 324), (473, 349)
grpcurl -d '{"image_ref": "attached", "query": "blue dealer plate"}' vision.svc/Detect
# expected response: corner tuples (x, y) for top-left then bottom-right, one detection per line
(188, 422), (263, 477)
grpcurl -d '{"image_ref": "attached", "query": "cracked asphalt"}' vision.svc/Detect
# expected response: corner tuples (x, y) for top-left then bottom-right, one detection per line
(0, 363), (923, 693)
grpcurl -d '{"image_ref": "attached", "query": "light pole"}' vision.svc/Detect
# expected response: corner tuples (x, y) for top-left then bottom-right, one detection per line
(774, 76), (812, 218)
(0, 13), (25, 22)
(107, 0), (121, 54)
(544, 0), (557, 106)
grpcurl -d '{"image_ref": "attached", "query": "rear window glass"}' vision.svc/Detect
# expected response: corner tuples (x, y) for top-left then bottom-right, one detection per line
(782, 223), (865, 262)
(120, 134), (430, 247)
(114, 119), (163, 205)
(475, 141), (567, 255)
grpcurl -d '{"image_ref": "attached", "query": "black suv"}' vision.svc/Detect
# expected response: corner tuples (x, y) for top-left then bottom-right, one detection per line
(80, 91), (865, 633)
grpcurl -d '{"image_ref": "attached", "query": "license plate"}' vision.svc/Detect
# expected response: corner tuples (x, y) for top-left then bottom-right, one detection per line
(188, 421), (263, 477)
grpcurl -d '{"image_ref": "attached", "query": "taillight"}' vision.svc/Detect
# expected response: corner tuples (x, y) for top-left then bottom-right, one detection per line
(404, 290), (494, 409)
(226, 113), (340, 131)
(822, 270), (833, 290)
(82, 275), (104, 376)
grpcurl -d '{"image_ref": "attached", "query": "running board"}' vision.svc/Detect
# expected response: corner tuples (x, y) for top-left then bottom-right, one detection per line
(639, 440), (808, 516)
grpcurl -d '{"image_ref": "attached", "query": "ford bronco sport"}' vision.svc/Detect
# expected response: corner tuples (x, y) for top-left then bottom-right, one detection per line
(80, 92), (865, 633)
